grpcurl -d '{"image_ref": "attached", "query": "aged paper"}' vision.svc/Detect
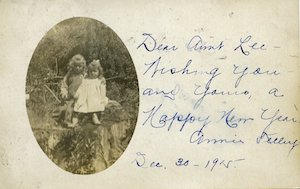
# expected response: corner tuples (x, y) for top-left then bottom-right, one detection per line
(0, 0), (299, 188)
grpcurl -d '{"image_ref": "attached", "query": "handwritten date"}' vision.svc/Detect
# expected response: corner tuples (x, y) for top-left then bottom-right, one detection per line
(132, 152), (245, 171)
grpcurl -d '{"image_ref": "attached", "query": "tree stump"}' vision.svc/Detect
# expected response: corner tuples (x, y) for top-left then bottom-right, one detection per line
(32, 100), (134, 174)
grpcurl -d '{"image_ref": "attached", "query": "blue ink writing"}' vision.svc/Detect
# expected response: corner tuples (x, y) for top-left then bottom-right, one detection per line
(268, 88), (284, 97)
(190, 125), (245, 145)
(132, 152), (146, 167)
(142, 84), (180, 100)
(205, 157), (245, 171)
(132, 152), (163, 168)
(143, 57), (197, 78)
(193, 68), (250, 108)
(256, 108), (299, 153)
(260, 108), (298, 127)
(137, 33), (178, 52)
(187, 35), (225, 52)
(175, 158), (189, 166)
(233, 35), (266, 56)
(142, 103), (211, 132)
(256, 125), (299, 153)
(220, 108), (254, 128)
(233, 64), (280, 88)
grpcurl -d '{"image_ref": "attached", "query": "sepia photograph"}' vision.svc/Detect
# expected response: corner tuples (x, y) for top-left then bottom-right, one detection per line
(25, 17), (139, 174)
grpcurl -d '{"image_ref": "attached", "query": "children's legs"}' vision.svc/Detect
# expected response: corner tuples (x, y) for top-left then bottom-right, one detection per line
(99, 111), (104, 121)
(72, 112), (79, 126)
(92, 112), (101, 125)
(64, 99), (74, 126)
(77, 113), (85, 124)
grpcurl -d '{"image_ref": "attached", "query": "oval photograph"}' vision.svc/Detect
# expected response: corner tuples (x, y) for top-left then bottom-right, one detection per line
(26, 17), (139, 174)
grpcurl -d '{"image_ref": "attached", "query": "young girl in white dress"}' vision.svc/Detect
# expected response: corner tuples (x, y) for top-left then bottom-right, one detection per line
(74, 60), (108, 125)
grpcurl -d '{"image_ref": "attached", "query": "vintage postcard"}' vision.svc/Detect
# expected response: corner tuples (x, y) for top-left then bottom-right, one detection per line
(0, 0), (299, 188)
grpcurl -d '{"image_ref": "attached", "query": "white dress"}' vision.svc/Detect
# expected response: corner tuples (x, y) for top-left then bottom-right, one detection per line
(74, 78), (108, 113)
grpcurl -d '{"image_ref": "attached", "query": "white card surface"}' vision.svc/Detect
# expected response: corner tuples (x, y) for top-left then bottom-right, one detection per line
(0, 0), (299, 188)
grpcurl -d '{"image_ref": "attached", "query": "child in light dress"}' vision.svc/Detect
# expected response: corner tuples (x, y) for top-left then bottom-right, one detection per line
(73, 60), (108, 125)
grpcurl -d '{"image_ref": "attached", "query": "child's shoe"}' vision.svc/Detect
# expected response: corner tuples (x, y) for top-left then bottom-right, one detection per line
(92, 113), (101, 125)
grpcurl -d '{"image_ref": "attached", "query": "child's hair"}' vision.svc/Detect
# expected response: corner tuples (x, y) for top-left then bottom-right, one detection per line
(87, 60), (104, 78)
(67, 54), (86, 74)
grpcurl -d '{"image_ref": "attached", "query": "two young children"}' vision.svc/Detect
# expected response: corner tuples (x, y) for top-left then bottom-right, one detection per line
(61, 54), (108, 127)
